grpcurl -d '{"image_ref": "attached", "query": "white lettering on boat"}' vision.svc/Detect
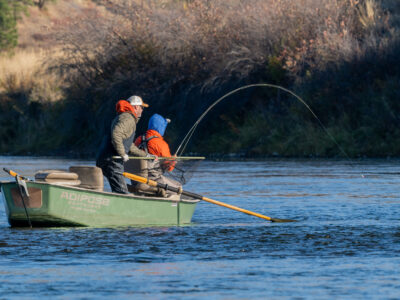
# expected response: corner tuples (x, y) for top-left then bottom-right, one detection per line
(60, 191), (110, 212)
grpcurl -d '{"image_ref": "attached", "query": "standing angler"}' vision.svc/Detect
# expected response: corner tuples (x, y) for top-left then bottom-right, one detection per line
(96, 95), (149, 194)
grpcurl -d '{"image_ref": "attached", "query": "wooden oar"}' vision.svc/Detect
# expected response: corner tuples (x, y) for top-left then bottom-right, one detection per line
(122, 172), (296, 223)
(113, 156), (205, 160)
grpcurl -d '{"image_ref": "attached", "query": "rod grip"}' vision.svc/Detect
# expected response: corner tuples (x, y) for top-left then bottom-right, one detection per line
(180, 190), (203, 199)
(3, 168), (17, 177)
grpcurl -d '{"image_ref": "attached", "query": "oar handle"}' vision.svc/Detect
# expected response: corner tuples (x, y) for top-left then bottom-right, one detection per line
(3, 168), (32, 227)
(3, 168), (29, 180)
(122, 172), (296, 222)
(124, 172), (150, 184)
(4, 168), (17, 177)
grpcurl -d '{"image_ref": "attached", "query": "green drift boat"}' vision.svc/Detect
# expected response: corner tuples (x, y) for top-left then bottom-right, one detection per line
(0, 166), (199, 227)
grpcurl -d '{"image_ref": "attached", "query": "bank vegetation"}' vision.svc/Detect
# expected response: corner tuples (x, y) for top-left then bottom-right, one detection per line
(1, 0), (400, 157)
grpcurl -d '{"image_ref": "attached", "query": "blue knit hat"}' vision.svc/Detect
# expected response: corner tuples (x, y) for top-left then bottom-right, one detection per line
(148, 114), (170, 136)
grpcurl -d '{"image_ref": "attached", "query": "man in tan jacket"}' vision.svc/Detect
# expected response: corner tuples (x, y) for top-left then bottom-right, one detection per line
(96, 96), (149, 194)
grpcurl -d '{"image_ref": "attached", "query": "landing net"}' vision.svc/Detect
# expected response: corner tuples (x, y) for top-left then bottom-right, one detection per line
(149, 157), (203, 185)
(123, 156), (204, 186)
(161, 157), (203, 185)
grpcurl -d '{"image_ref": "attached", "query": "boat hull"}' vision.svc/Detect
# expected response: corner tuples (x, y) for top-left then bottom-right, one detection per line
(0, 181), (198, 227)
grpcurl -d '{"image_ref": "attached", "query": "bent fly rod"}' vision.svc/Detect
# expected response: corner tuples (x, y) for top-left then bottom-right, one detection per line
(175, 83), (353, 164)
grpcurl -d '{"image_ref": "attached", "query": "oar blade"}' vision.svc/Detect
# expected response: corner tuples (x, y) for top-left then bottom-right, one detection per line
(270, 218), (297, 223)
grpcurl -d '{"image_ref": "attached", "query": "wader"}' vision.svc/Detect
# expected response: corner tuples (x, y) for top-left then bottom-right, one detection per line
(137, 135), (182, 195)
(96, 130), (135, 194)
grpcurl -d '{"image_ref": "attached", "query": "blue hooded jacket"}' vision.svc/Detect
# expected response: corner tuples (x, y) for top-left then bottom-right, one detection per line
(148, 114), (169, 136)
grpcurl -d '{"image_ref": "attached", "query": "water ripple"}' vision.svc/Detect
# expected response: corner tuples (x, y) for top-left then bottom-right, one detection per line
(1, 158), (400, 298)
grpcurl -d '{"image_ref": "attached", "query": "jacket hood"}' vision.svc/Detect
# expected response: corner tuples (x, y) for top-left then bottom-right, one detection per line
(116, 100), (137, 117)
(148, 114), (169, 136)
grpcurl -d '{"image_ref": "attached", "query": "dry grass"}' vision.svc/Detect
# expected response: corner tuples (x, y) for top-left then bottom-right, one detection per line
(0, 0), (102, 102)
(17, 0), (101, 49)
(357, 0), (379, 28)
(0, 50), (39, 94)
(0, 49), (66, 102)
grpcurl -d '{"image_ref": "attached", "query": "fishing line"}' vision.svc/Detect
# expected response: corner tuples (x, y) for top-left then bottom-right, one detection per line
(175, 83), (363, 176)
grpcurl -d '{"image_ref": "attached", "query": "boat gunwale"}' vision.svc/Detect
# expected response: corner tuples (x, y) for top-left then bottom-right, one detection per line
(0, 180), (200, 204)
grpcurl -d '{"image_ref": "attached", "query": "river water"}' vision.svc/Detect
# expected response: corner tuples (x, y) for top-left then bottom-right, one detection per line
(1, 157), (400, 299)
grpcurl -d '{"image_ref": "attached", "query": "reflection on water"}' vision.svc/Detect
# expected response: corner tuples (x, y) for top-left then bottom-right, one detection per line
(1, 157), (400, 298)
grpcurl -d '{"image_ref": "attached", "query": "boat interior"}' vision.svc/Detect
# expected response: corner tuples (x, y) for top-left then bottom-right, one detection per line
(34, 165), (178, 199)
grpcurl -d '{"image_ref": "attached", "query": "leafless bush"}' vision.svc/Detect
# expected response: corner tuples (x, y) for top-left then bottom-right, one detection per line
(0, 0), (396, 155)
(57, 0), (394, 86)
(50, 0), (398, 146)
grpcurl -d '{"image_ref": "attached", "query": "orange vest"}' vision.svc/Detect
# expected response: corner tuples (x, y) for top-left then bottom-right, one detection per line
(135, 129), (175, 171)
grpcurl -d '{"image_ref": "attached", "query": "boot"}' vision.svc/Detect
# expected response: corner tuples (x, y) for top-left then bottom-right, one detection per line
(156, 187), (166, 197)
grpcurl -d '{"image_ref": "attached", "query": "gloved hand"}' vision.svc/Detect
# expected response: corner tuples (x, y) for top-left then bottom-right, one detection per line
(122, 154), (129, 162)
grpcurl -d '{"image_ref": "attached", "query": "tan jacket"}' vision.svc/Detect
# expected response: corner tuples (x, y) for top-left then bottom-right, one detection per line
(111, 112), (146, 157)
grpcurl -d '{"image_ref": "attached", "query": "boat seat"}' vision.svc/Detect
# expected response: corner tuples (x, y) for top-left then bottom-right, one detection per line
(127, 183), (180, 200)
(35, 169), (81, 186)
(69, 166), (104, 191)
(127, 183), (163, 197)
(124, 159), (160, 196)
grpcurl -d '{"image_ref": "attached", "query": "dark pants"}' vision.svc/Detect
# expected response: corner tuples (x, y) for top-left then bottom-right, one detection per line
(96, 159), (129, 194)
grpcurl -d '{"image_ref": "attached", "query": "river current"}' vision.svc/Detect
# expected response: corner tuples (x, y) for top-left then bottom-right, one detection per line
(1, 157), (400, 299)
